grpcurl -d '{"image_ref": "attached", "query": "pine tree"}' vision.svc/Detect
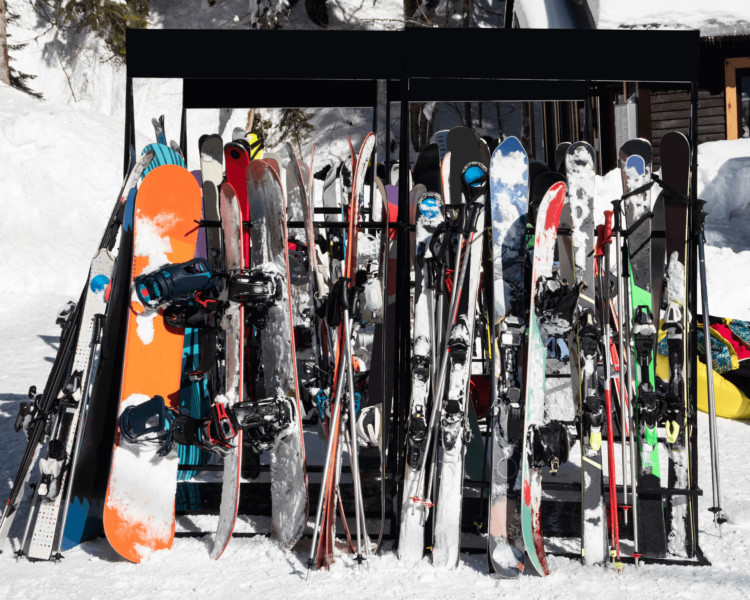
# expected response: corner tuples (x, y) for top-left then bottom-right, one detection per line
(31, 0), (149, 66)
(277, 108), (315, 154)
(2, 1), (42, 98)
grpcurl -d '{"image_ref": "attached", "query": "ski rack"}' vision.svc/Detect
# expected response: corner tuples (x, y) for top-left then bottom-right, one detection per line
(124, 27), (707, 567)
(124, 29), (401, 543)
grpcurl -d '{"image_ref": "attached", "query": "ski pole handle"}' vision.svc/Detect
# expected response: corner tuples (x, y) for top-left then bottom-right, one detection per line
(611, 199), (624, 233)
(435, 261), (448, 296)
(595, 210), (614, 257)
(424, 257), (436, 290)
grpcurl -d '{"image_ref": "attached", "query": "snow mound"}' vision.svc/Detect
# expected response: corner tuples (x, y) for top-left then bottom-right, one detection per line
(0, 83), (123, 297)
(591, 0), (750, 37)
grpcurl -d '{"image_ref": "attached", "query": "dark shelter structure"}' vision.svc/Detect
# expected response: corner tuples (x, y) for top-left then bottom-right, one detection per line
(124, 26), (707, 566)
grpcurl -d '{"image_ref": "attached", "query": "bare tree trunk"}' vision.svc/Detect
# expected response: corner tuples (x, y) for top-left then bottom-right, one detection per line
(521, 101), (531, 157)
(496, 102), (504, 140)
(0, 0), (10, 86)
(462, 0), (472, 27)
(246, 109), (255, 133)
(405, 0), (419, 19)
(464, 102), (472, 129)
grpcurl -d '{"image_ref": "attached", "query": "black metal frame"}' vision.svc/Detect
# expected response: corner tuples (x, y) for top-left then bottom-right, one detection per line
(124, 26), (705, 566)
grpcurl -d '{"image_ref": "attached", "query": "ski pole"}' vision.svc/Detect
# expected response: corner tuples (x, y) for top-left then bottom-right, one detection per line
(697, 220), (725, 533)
(340, 281), (366, 569)
(307, 328), (349, 579)
(612, 201), (630, 526)
(597, 212), (622, 571)
(616, 199), (640, 567)
(376, 179), (390, 552)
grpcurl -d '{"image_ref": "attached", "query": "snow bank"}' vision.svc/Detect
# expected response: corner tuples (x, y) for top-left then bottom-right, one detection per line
(0, 83), (123, 297)
(590, 138), (750, 320)
(590, 0), (750, 37)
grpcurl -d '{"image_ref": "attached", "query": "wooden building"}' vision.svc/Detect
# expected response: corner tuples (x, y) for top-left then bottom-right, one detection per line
(511, 0), (750, 172)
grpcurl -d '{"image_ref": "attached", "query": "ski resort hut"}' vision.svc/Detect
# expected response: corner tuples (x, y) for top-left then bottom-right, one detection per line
(508, 0), (750, 171)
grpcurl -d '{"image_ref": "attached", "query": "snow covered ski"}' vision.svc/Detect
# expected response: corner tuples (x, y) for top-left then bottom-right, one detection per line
(520, 180), (573, 577)
(487, 136), (529, 578)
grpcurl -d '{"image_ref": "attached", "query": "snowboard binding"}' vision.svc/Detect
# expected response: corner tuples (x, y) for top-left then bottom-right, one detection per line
(229, 269), (283, 329)
(529, 422), (570, 475)
(534, 271), (582, 337)
(134, 258), (214, 309)
(118, 395), (176, 457)
(441, 399), (464, 452)
(406, 406), (428, 468)
(582, 394), (604, 452)
(37, 438), (68, 499)
(234, 396), (296, 451)
(55, 301), (77, 328)
(164, 304), (216, 329)
(173, 402), (240, 456)
(662, 301), (686, 443)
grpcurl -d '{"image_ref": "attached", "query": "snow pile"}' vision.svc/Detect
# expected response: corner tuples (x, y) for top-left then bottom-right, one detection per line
(0, 83), (123, 297)
(515, 0), (750, 36)
(591, 0), (750, 37)
(698, 138), (750, 251)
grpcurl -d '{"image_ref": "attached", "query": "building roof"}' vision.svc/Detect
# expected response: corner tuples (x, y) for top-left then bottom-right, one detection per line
(515, 0), (750, 37)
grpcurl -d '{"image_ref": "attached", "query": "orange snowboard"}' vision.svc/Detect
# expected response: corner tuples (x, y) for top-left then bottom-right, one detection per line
(103, 164), (202, 563)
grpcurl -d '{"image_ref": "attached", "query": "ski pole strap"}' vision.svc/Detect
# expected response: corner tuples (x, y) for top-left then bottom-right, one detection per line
(429, 221), (450, 262)
(624, 210), (654, 239)
(435, 261), (448, 296)
(695, 198), (708, 235)
(650, 174), (691, 205)
(338, 276), (352, 311)
(621, 179), (656, 200)
(450, 203), (468, 233)
(424, 257), (436, 290)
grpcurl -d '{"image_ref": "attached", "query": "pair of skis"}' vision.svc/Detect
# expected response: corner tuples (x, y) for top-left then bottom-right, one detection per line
(0, 148), (156, 560)
(399, 128), (488, 566)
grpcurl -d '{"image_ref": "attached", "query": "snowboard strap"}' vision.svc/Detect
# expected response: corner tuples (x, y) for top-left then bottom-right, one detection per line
(194, 219), (222, 228)
(187, 330), (218, 382)
(118, 395), (175, 457)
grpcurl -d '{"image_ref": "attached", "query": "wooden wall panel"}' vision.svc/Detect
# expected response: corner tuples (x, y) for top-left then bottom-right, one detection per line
(649, 89), (726, 169)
